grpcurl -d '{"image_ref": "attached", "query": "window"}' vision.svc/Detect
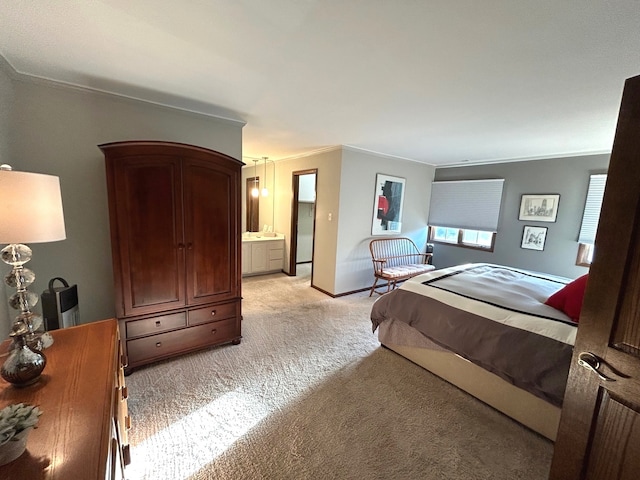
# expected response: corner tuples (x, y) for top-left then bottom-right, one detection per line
(427, 179), (504, 251)
(576, 174), (607, 266)
(429, 226), (496, 251)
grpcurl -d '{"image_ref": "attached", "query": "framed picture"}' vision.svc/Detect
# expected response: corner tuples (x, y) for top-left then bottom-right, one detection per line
(371, 173), (405, 235)
(518, 194), (560, 222)
(521, 225), (548, 251)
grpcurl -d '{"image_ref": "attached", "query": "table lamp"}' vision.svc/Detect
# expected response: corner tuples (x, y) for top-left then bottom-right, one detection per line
(0, 164), (66, 354)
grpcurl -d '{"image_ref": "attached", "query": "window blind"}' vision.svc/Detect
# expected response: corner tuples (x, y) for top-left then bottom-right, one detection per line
(428, 179), (505, 232)
(578, 174), (607, 244)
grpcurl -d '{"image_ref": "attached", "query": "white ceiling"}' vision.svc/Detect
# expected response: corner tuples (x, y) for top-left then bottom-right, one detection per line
(1, 1), (639, 166)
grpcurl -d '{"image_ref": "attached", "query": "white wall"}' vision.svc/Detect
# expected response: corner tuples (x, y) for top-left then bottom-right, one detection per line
(276, 149), (342, 292)
(334, 148), (436, 293)
(254, 147), (435, 296)
(2, 71), (243, 338)
(0, 60), (14, 337)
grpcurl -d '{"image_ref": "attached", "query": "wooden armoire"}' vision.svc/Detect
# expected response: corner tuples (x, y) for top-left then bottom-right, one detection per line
(102, 141), (243, 373)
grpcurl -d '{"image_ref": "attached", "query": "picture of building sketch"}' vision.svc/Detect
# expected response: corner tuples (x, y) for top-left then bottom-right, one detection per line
(521, 225), (548, 251)
(371, 174), (405, 235)
(518, 194), (560, 222)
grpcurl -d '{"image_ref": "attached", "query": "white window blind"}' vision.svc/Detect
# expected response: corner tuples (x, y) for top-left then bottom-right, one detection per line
(428, 179), (505, 232)
(578, 174), (607, 244)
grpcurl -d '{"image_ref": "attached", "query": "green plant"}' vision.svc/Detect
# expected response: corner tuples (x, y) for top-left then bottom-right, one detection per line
(0, 403), (42, 445)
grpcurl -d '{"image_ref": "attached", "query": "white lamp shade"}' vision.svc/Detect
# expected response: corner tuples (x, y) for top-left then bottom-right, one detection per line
(0, 169), (66, 244)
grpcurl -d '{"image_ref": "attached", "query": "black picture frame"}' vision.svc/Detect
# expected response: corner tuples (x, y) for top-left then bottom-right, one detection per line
(518, 194), (560, 222)
(371, 173), (405, 235)
(521, 225), (548, 251)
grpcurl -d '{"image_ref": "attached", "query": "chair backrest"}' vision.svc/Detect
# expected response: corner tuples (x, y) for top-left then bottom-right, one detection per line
(369, 237), (421, 270)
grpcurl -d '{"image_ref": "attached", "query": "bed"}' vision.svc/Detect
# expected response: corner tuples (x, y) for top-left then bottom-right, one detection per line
(370, 263), (578, 441)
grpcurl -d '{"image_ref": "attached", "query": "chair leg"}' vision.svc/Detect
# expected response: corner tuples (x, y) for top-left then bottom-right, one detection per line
(369, 277), (379, 297)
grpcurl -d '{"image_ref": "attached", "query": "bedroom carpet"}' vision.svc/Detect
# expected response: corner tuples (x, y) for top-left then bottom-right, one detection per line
(125, 265), (554, 480)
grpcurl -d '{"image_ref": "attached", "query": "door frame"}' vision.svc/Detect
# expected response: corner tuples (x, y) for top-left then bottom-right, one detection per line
(289, 169), (318, 278)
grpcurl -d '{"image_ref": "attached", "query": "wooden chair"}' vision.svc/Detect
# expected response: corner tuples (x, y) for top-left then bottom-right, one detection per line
(369, 237), (435, 296)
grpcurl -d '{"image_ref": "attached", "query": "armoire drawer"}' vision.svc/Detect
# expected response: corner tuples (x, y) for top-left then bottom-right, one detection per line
(125, 312), (187, 339)
(188, 302), (237, 326)
(126, 318), (239, 365)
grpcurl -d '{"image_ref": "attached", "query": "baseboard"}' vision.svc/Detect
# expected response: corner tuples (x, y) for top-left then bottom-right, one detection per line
(311, 284), (371, 298)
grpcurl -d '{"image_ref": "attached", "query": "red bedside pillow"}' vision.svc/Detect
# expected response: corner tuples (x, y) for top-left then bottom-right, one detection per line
(545, 274), (589, 322)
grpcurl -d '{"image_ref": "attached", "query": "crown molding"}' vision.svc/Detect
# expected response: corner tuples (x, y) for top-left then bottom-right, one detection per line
(0, 53), (245, 126)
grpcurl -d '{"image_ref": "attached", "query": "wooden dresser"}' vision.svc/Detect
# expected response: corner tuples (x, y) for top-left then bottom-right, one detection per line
(0, 319), (130, 479)
(102, 141), (243, 373)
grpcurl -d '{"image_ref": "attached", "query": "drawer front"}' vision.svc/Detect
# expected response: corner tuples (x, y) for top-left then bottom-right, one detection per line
(268, 258), (283, 270)
(268, 248), (284, 261)
(126, 318), (239, 365)
(188, 302), (237, 326)
(125, 312), (186, 339)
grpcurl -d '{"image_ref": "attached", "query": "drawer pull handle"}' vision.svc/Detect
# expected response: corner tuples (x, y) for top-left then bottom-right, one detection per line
(121, 386), (129, 400)
(211, 329), (217, 335)
(125, 416), (132, 430)
(156, 342), (162, 348)
(211, 310), (216, 316)
(155, 321), (162, 327)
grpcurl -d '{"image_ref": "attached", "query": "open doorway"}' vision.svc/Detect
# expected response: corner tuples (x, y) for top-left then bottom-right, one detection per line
(289, 170), (317, 281)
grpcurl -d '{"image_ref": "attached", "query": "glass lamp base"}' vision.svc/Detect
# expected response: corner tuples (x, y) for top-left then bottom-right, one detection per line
(1, 327), (47, 387)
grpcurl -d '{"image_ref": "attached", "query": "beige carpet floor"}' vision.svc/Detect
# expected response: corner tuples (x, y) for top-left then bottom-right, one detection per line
(125, 265), (553, 479)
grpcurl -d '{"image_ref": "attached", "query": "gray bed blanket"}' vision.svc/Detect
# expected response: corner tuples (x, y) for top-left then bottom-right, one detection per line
(370, 264), (577, 407)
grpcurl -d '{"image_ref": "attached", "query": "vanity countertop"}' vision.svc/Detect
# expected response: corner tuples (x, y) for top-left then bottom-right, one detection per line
(242, 233), (285, 242)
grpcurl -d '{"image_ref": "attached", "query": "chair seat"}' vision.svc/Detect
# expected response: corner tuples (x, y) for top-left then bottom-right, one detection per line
(379, 263), (435, 279)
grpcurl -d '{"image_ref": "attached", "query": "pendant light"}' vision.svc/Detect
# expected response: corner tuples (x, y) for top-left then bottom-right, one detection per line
(261, 157), (269, 197)
(251, 159), (259, 198)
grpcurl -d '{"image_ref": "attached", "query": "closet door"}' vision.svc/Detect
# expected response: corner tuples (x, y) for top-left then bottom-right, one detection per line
(183, 158), (238, 305)
(113, 156), (186, 316)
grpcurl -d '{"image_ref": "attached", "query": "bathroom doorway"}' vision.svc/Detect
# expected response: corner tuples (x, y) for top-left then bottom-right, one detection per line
(289, 170), (317, 281)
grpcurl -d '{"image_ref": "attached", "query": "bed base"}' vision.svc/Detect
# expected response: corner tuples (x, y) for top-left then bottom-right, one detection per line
(382, 341), (561, 441)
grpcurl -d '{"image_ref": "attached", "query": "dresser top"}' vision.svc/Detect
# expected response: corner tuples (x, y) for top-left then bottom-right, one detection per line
(0, 319), (119, 478)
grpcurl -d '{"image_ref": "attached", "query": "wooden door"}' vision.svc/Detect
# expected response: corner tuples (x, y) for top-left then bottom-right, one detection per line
(183, 158), (238, 304)
(549, 75), (640, 478)
(112, 156), (186, 317)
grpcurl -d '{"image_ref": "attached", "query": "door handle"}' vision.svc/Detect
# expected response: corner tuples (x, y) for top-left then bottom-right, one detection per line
(578, 352), (615, 382)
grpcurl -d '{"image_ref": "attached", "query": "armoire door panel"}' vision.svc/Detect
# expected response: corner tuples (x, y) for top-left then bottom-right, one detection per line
(116, 157), (186, 315)
(103, 141), (242, 372)
(184, 161), (236, 304)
